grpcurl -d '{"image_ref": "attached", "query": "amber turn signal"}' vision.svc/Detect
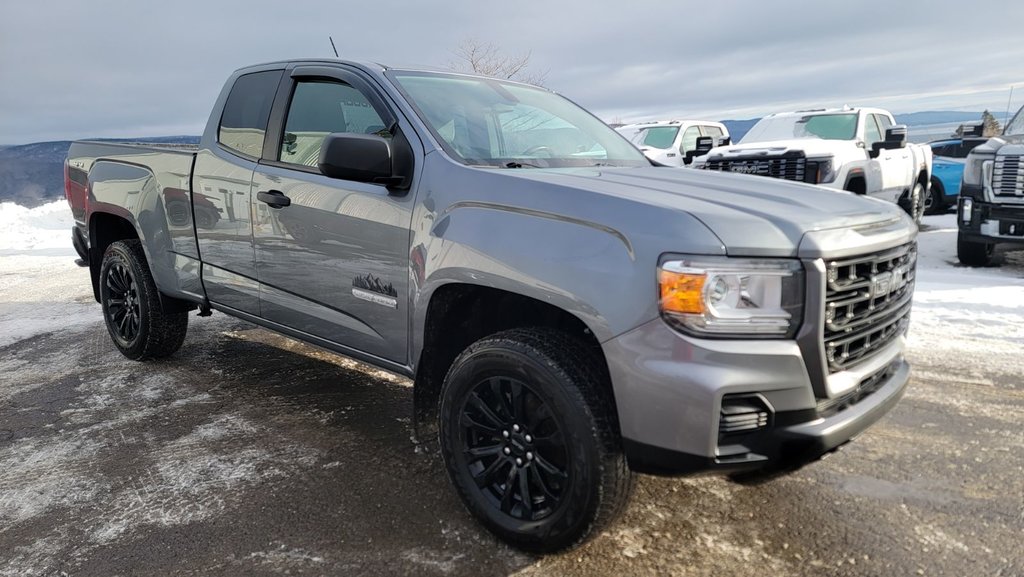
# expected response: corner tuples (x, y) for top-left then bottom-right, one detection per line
(658, 269), (706, 315)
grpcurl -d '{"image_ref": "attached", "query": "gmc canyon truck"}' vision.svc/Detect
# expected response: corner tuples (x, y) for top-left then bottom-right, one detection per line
(66, 60), (917, 552)
(693, 107), (933, 224)
(956, 104), (1024, 265)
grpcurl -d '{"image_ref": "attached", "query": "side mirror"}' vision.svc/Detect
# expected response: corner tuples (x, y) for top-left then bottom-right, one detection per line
(718, 136), (732, 146)
(318, 133), (402, 186)
(685, 135), (716, 165)
(871, 125), (908, 157)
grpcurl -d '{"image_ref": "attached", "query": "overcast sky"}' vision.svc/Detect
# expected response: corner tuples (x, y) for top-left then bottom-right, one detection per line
(1, 0), (1022, 144)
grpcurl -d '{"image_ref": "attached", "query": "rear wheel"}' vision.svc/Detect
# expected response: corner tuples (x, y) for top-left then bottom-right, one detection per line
(439, 328), (633, 552)
(925, 178), (945, 215)
(957, 231), (994, 267)
(902, 182), (925, 224)
(99, 240), (188, 360)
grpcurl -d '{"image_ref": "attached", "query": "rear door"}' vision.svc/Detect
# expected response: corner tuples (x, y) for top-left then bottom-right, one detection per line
(194, 69), (283, 314)
(250, 65), (414, 363)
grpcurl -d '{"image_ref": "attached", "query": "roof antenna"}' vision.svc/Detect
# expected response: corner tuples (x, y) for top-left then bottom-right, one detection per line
(329, 36), (339, 58)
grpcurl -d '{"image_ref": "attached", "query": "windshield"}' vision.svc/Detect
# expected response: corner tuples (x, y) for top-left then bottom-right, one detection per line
(1005, 105), (1024, 136)
(390, 71), (649, 168)
(741, 113), (858, 143)
(633, 126), (679, 149)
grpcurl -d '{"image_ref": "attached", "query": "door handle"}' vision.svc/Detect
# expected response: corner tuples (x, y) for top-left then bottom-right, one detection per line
(257, 190), (291, 209)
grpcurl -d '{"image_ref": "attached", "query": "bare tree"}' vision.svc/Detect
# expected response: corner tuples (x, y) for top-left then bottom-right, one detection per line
(448, 38), (548, 86)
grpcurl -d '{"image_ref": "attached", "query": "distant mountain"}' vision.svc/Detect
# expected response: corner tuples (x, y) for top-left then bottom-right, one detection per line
(892, 111), (982, 126)
(0, 136), (199, 208)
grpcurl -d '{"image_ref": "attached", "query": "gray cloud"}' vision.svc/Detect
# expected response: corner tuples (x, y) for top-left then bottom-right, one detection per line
(1, 0), (1022, 144)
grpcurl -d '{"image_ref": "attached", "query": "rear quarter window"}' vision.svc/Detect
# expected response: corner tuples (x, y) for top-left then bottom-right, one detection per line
(218, 70), (282, 158)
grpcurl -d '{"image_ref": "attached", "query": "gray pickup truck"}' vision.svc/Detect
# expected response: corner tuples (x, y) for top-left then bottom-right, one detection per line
(66, 59), (917, 552)
(957, 104), (1024, 265)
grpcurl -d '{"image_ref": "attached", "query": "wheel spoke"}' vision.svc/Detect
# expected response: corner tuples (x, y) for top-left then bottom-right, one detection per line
(461, 411), (500, 436)
(499, 465), (518, 513)
(517, 467), (534, 517)
(528, 463), (557, 501)
(488, 378), (514, 421)
(474, 456), (508, 488)
(468, 392), (505, 429)
(465, 443), (503, 459)
(511, 380), (526, 422)
(534, 453), (568, 481)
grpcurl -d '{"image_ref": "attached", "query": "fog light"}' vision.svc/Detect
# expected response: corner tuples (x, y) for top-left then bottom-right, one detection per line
(961, 198), (973, 224)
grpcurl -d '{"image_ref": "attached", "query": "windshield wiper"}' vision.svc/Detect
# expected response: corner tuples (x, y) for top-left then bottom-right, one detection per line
(504, 161), (542, 168)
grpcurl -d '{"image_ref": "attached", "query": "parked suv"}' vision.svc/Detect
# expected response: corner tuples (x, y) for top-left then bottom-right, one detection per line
(927, 135), (987, 214)
(65, 60), (917, 552)
(957, 104), (1024, 265)
(694, 107), (932, 223)
(616, 120), (729, 166)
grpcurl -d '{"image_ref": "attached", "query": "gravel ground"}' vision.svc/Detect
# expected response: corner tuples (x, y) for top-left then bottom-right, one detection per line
(1, 217), (1023, 576)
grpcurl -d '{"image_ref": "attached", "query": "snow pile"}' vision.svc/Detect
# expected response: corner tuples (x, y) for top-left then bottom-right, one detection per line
(0, 200), (76, 256)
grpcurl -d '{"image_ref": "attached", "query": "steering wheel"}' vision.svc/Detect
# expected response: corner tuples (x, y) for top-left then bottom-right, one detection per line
(520, 145), (554, 158)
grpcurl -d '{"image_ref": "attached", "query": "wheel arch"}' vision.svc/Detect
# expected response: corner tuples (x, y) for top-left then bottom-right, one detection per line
(412, 282), (614, 443)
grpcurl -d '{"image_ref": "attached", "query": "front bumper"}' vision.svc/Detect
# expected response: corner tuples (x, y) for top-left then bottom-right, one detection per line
(959, 184), (1024, 245)
(604, 318), (910, 476)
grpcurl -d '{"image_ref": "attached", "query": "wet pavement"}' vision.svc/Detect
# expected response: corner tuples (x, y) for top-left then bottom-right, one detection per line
(1, 262), (1022, 576)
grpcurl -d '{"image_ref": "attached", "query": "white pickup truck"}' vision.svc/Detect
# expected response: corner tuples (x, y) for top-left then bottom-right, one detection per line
(693, 107), (932, 222)
(616, 120), (729, 167)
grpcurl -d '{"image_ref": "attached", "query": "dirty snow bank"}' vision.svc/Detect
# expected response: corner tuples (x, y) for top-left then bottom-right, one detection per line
(0, 200), (77, 257)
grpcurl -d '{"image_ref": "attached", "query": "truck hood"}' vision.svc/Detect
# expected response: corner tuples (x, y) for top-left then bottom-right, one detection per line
(705, 138), (856, 159)
(504, 166), (911, 258)
(970, 134), (1024, 155)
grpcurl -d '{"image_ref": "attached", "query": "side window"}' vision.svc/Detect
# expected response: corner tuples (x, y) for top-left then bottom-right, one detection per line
(874, 114), (894, 129)
(863, 114), (882, 147)
(679, 126), (701, 154)
(279, 81), (387, 167)
(218, 71), (281, 158)
(702, 126), (724, 138)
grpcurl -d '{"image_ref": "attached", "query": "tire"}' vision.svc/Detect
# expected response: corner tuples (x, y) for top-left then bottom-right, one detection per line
(957, 231), (994, 267)
(903, 182), (925, 224)
(99, 240), (188, 360)
(439, 328), (633, 553)
(925, 178), (945, 216)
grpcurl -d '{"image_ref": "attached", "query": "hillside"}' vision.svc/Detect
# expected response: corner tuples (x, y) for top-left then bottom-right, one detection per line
(0, 136), (199, 207)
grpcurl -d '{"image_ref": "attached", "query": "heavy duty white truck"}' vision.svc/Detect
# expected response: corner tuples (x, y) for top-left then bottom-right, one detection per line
(694, 107), (932, 222)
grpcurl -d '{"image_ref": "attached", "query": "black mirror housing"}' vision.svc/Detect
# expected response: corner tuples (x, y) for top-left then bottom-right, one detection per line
(318, 133), (399, 185)
(685, 135), (717, 165)
(871, 124), (908, 157)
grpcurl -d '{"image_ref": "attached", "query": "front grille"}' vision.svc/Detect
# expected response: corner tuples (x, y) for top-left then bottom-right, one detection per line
(823, 243), (916, 373)
(993, 154), (1023, 198)
(816, 361), (898, 418)
(703, 156), (818, 184)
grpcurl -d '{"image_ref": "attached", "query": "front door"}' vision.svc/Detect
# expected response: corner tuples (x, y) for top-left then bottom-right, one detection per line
(251, 71), (413, 363)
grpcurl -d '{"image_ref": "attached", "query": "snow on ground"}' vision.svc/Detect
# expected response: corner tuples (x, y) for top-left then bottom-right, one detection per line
(908, 213), (1024, 380)
(0, 201), (1021, 366)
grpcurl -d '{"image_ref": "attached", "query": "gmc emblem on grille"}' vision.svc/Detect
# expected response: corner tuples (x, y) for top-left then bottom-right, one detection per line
(872, 267), (907, 298)
(730, 165), (758, 174)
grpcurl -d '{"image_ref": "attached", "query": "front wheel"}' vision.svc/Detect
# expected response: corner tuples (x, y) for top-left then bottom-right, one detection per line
(99, 240), (188, 360)
(439, 328), (633, 552)
(957, 231), (994, 267)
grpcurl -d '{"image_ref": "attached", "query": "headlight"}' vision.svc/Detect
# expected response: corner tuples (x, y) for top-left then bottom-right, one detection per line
(809, 156), (837, 184)
(962, 154), (992, 186)
(658, 256), (804, 338)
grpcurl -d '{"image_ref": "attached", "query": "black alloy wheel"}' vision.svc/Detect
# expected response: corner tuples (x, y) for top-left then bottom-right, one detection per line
(104, 261), (141, 347)
(460, 376), (569, 522)
(99, 240), (188, 360)
(439, 328), (633, 552)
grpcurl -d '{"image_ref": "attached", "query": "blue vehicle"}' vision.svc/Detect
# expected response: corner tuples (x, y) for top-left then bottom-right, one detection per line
(927, 137), (987, 214)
